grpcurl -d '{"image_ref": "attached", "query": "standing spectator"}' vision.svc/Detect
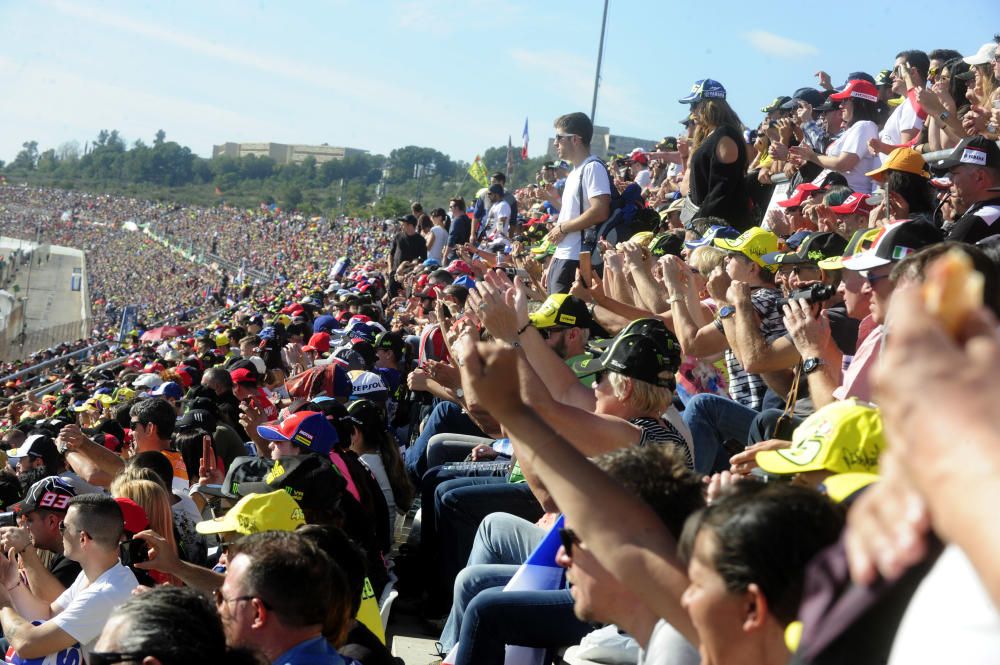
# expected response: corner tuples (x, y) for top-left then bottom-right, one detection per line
(427, 208), (450, 264)
(791, 79), (883, 194)
(678, 79), (752, 229)
(478, 185), (511, 250)
(472, 173), (518, 243)
(871, 50), (930, 159)
(543, 112), (612, 293)
(447, 198), (471, 261)
(388, 215), (427, 297)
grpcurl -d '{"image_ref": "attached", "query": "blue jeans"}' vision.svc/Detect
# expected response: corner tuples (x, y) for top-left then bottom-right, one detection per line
(453, 587), (589, 665)
(441, 513), (545, 650)
(682, 393), (759, 474)
(404, 400), (486, 485)
(435, 480), (543, 610)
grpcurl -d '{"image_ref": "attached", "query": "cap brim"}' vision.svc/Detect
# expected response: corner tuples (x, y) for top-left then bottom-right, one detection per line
(817, 256), (846, 270)
(932, 157), (961, 170)
(256, 423), (291, 442)
(227, 480), (272, 498)
(195, 515), (239, 535)
(760, 251), (787, 264)
(841, 252), (890, 271)
(821, 472), (880, 503)
(568, 355), (606, 378)
(777, 198), (805, 208)
(756, 448), (828, 475)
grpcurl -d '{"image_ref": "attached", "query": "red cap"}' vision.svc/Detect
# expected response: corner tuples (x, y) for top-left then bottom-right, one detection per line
(830, 80), (879, 103)
(281, 303), (305, 316)
(830, 192), (875, 215)
(778, 183), (822, 208)
(174, 366), (194, 388)
(229, 367), (258, 384)
(446, 260), (474, 276)
(630, 152), (649, 165)
(302, 332), (331, 354)
(115, 497), (150, 535)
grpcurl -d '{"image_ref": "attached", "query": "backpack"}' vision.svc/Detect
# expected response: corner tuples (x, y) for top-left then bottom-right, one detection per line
(578, 159), (648, 263)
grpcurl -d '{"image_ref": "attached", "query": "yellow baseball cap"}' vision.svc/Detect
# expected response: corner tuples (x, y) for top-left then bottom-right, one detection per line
(713, 227), (780, 271)
(756, 399), (885, 476)
(820, 472), (880, 503)
(528, 294), (592, 330)
(196, 489), (305, 535)
(628, 231), (655, 247)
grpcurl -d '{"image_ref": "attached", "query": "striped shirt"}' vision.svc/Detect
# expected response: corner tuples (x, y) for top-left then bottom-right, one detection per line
(715, 287), (786, 410)
(632, 417), (693, 469)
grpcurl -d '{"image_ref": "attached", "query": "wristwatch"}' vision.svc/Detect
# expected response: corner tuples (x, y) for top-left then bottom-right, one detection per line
(939, 110), (951, 122)
(718, 305), (736, 320)
(455, 388), (465, 399)
(988, 122), (999, 135)
(803, 357), (824, 374)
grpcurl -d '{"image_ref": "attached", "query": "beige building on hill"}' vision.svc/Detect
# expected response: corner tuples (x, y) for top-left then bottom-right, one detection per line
(212, 142), (367, 165)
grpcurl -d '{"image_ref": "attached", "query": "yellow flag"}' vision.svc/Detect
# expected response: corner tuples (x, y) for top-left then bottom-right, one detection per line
(468, 155), (489, 188)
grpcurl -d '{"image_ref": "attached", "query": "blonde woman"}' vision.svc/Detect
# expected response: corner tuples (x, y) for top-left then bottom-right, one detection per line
(111, 474), (182, 586)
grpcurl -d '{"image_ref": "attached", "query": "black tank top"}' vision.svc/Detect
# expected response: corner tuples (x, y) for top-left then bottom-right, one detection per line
(689, 125), (751, 230)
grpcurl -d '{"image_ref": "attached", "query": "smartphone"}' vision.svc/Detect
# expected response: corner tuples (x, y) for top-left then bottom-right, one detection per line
(120, 538), (149, 566)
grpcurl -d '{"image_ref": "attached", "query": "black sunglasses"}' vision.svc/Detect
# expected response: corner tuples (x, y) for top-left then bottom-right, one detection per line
(559, 528), (581, 557)
(89, 652), (146, 665)
(538, 327), (568, 340)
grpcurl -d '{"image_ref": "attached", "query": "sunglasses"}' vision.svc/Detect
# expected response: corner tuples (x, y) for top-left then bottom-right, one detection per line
(89, 652), (147, 665)
(212, 587), (268, 608)
(559, 528), (581, 557)
(538, 327), (568, 340)
(553, 133), (579, 143)
(861, 270), (891, 286)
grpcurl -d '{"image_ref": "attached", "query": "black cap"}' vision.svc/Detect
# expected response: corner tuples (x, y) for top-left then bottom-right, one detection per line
(761, 232), (849, 266)
(12, 476), (76, 515)
(933, 135), (1000, 171)
(781, 87), (826, 109)
(488, 184), (504, 195)
(374, 331), (405, 357)
(840, 71), (876, 89)
(649, 233), (684, 258)
(397, 214), (418, 225)
(176, 409), (217, 433)
(221, 456), (274, 498)
(228, 454), (347, 513)
(570, 332), (678, 388)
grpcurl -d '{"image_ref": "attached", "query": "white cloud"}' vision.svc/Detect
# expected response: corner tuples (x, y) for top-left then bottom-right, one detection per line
(744, 30), (819, 58)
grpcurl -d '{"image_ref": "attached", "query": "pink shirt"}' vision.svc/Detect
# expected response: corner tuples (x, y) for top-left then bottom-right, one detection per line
(833, 324), (883, 402)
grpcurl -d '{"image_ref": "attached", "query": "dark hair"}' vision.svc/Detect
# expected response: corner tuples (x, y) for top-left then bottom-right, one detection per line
(554, 112), (594, 146)
(929, 48), (963, 64)
(491, 172), (507, 184)
(411, 202), (423, 214)
(428, 269), (453, 287)
(942, 58), (971, 110)
(114, 398), (141, 430)
(885, 170), (936, 215)
(296, 524), (364, 638)
(977, 235), (1000, 271)
(891, 241), (1000, 318)
(419, 214), (432, 232)
(127, 451), (173, 490)
(846, 97), (880, 125)
(130, 398), (176, 439)
(678, 483), (844, 625)
(442, 284), (469, 308)
(228, 531), (333, 628)
(449, 197), (466, 211)
(68, 493), (126, 548)
(347, 400), (414, 512)
(896, 49), (930, 82)
(108, 586), (259, 665)
(593, 445), (704, 539)
(430, 207), (447, 220)
(172, 428), (213, 484)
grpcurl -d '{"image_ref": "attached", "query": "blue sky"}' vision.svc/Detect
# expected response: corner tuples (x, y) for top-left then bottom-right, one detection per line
(1, 0), (998, 165)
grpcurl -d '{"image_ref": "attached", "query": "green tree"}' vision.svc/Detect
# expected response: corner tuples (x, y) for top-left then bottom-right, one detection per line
(282, 185), (304, 210)
(11, 141), (39, 170)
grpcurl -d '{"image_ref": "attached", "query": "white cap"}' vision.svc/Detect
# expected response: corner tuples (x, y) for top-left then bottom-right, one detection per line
(132, 373), (164, 389)
(964, 42), (997, 66)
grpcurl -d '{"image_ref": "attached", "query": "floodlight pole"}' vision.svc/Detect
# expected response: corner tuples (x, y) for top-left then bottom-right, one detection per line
(590, 0), (610, 124)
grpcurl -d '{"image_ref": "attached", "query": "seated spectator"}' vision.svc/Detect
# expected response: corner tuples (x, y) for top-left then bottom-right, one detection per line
(93, 586), (259, 665)
(0, 494), (138, 661)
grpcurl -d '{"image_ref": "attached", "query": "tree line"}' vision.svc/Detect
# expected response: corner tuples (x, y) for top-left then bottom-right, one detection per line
(2, 130), (551, 218)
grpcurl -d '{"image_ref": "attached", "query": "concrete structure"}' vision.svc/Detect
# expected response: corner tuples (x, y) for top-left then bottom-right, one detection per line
(212, 142), (367, 165)
(546, 125), (658, 160)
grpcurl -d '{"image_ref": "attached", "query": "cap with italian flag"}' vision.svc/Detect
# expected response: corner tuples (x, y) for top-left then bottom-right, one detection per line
(841, 220), (942, 271)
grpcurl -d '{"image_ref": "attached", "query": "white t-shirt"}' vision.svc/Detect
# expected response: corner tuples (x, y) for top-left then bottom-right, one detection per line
(485, 200), (511, 241)
(360, 452), (397, 534)
(878, 97), (924, 163)
(554, 156), (613, 260)
(826, 120), (880, 193)
(889, 545), (1000, 665)
(428, 225), (448, 263)
(638, 619), (700, 665)
(52, 562), (139, 658)
(633, 168), (653, 190)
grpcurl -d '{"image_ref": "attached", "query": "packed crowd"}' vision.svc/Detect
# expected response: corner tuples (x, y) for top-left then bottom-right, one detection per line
(0, 36), (996, 665)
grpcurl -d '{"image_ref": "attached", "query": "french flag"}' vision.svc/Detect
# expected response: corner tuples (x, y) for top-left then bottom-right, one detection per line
(521, 117), (529, 160)
(444, 515), (566, 665)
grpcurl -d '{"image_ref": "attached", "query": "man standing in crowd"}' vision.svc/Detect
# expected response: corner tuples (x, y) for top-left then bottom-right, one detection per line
(472, 173), (517, 243)
(388, 215), (427, 297)
(544, 112), (612, 294)
(447, 197), (470, 261)
(0, 494), (138, 661)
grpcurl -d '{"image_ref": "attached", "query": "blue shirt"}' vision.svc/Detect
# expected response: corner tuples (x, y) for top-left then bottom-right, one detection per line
(273, 636), (350, 665)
